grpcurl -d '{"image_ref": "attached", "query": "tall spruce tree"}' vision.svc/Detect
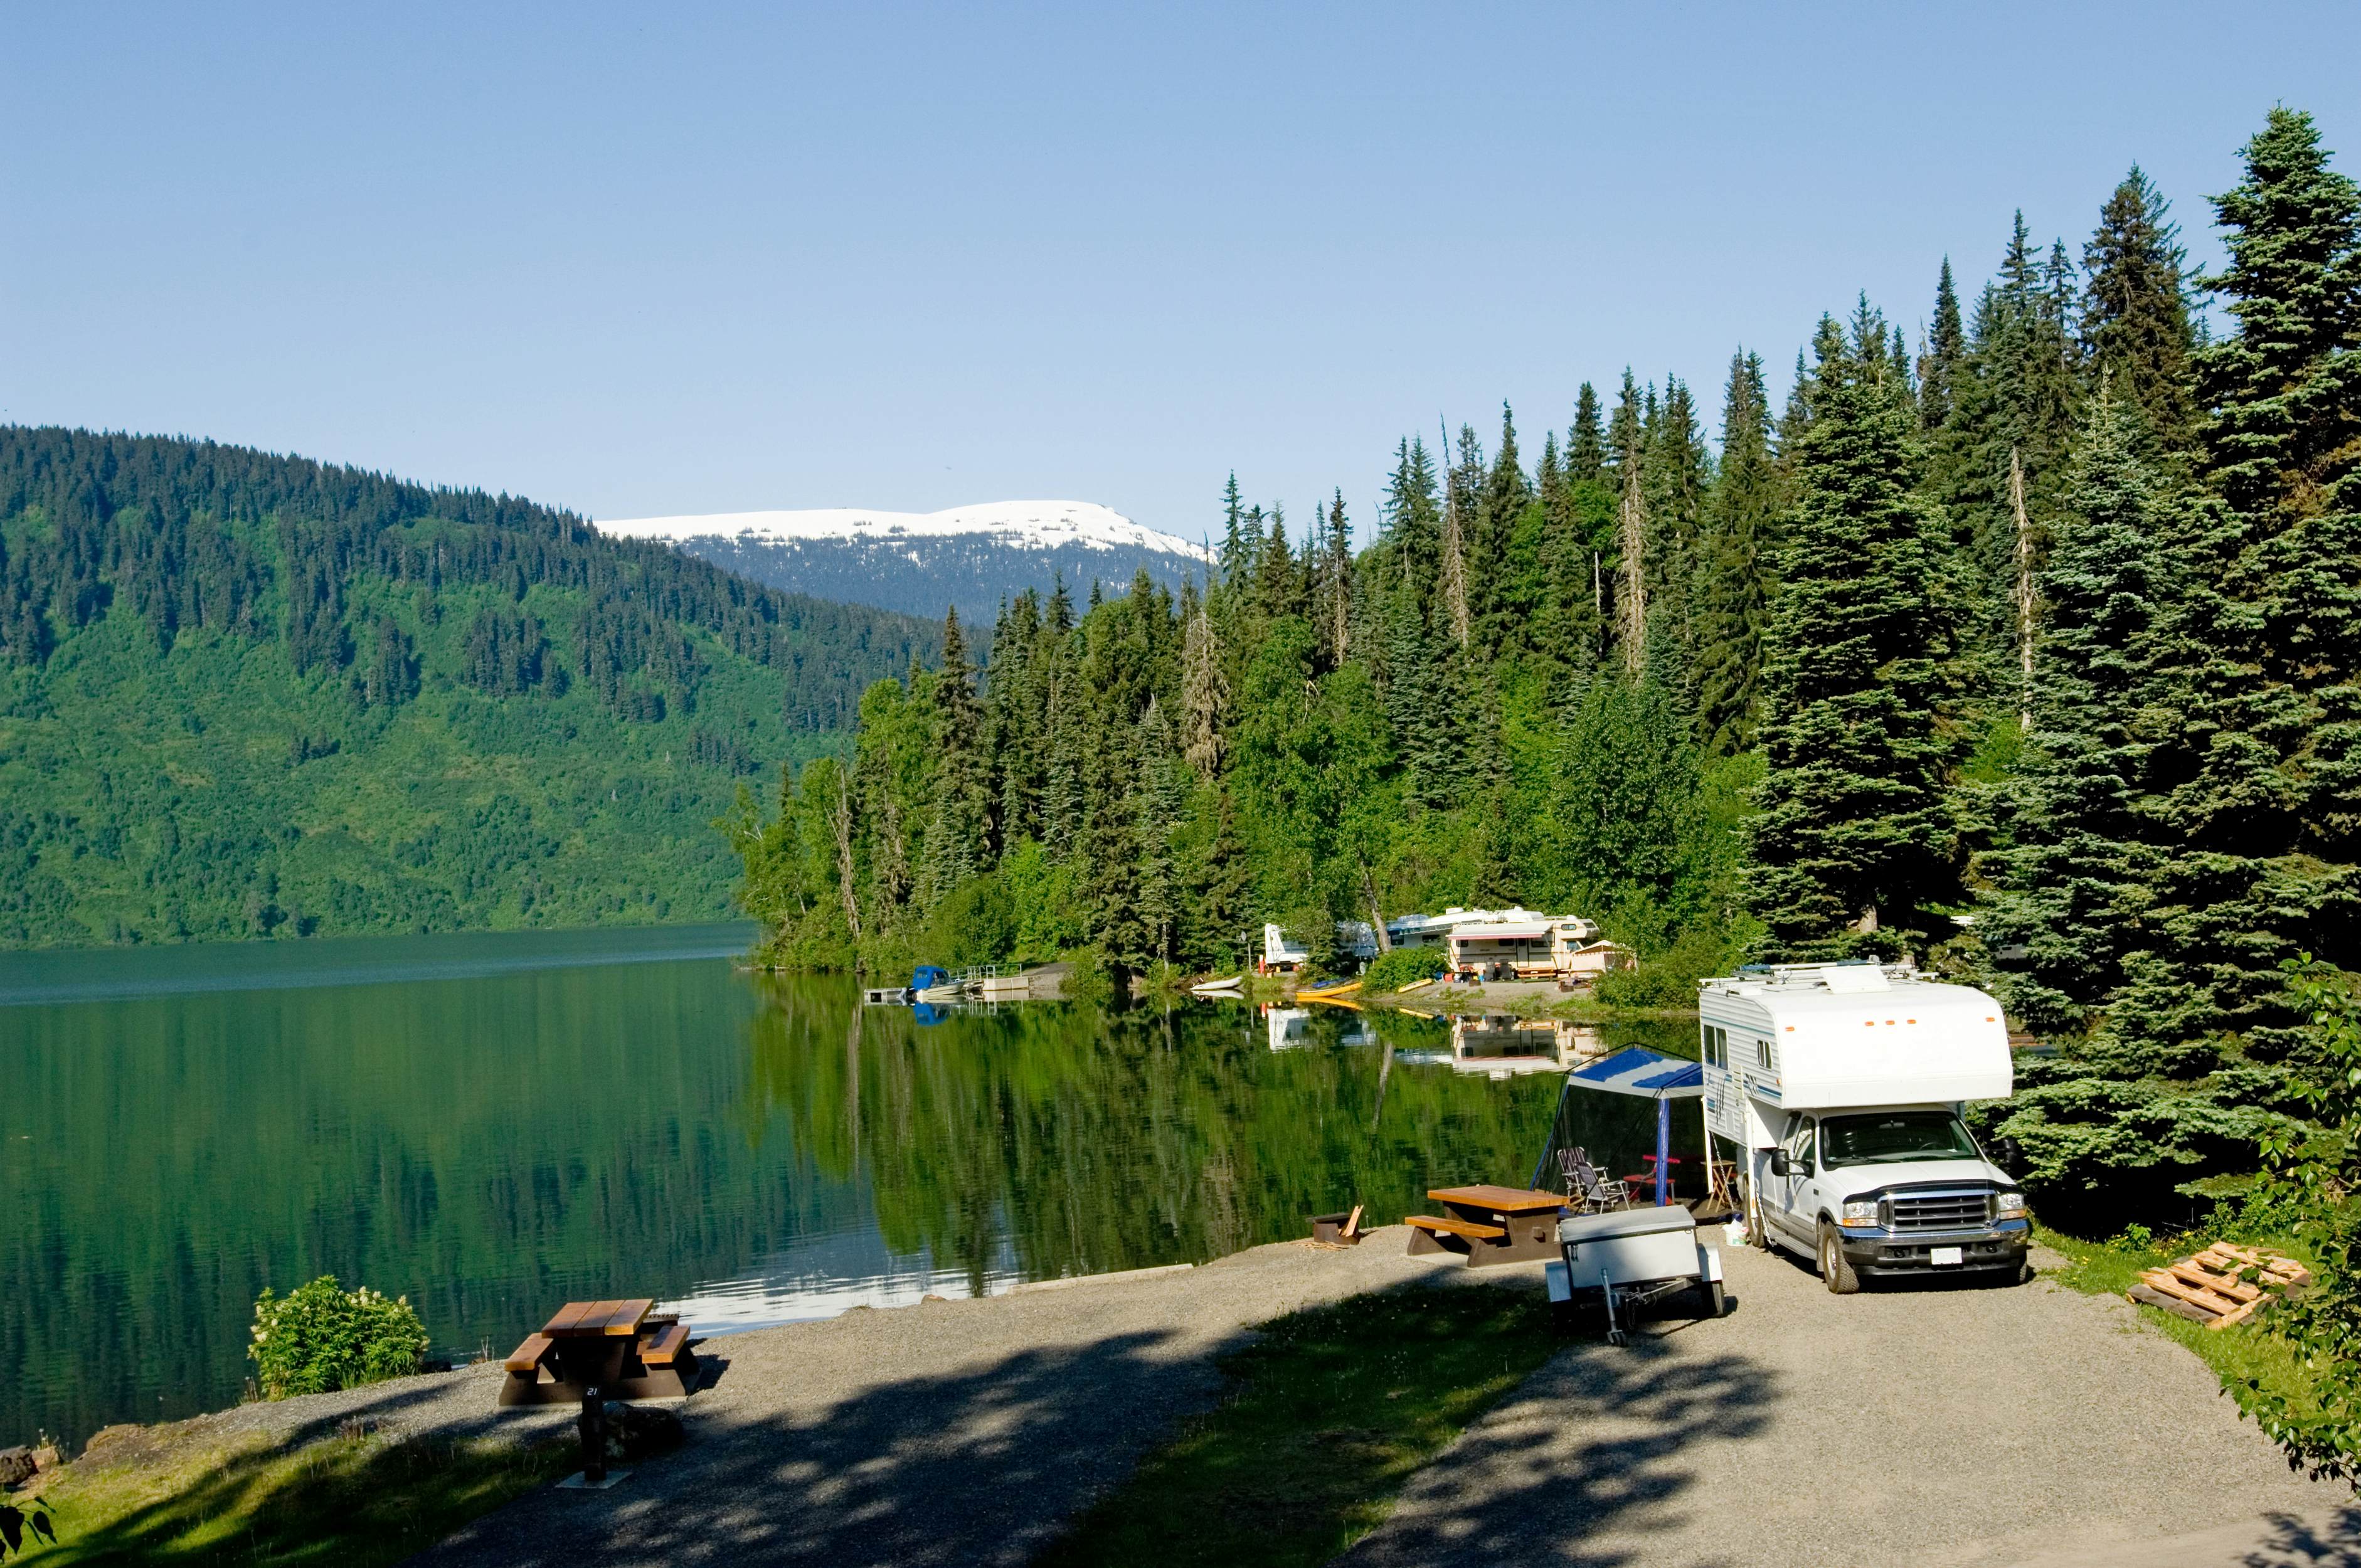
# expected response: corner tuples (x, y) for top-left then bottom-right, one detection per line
(2165, 107), (2361, 1055)
(1983, 390), (2182, 1032)
(1746, 309), (1955, 953)
(1320, 489), (1352, 667)
(1920, 258), (1965, 432)
(919, 606), (987, 899)
(2082, 166), (2199, 456)
(1568, 383), (1606, 484)
(1974, 389), (2253, 1219)
(1938, 213), (2085, 711)
(1695, 350), (1777, 754)
(1643, 376), (1709, 685)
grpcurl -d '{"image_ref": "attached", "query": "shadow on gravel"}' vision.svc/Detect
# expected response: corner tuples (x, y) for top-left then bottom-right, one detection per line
(2244, 1509), (2361, 1566)
(1339, 1335), (1779, 1568)
(420, 1327), (1204, 1568)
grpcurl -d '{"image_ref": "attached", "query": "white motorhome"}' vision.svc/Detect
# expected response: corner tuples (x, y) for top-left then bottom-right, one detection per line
(1700, 961), (2029, 1293)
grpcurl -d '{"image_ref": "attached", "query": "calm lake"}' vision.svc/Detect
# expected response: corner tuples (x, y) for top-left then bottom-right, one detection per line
(0, 926), (1695, 1449)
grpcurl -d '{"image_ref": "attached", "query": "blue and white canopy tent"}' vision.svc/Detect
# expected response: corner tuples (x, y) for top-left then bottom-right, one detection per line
(1530, 1046), (1704, 1207)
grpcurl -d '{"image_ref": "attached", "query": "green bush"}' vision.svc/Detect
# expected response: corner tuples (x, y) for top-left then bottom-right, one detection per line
(1362, 948), (1446, 992)
(250, 1276), (430, 1400)
(1593, 926), (1732, 1008)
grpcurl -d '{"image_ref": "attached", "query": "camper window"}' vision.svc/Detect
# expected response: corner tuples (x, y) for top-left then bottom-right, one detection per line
(1755, 1036), (1772, 1069)
(1702, 1025), (1726, 1067)
(1820, 1111), (1978, 1168)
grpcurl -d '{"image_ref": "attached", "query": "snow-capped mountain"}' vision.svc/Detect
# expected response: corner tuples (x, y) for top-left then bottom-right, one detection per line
(598, 501), (1214, 623)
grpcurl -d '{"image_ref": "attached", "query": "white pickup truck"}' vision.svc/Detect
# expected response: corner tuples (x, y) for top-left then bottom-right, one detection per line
(1700, 961), (2030, 1293)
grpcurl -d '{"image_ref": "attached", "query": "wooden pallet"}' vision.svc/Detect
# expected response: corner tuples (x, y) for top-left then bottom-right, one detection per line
(2125, 1242), (2310, 1330)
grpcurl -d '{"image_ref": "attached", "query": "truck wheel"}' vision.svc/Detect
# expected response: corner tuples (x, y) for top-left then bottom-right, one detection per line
(1743, 1179), (1771, 1251)
(1818, 1224), (1861, 1295)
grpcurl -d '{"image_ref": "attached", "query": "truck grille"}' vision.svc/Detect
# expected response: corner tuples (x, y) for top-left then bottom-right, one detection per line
(1885, 1190), (1992, 1232)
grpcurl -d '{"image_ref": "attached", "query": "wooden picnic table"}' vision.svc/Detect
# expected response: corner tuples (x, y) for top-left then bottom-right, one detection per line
(499, 1297), (701, 1484)
(1408, 1185), (1568, 1267)
(543, 1298), (656, 1339)
(1429, 1184), (1569, 1215)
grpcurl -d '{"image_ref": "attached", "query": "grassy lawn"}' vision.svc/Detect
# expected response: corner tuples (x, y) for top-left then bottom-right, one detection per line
(2037, 1223), (2326, 1431)
(14, 1420), (570, 1566)
(1036, 1284), (1559, 1568)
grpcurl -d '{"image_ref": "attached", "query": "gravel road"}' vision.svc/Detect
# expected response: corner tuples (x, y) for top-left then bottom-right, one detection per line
(1338, 1241), (2355, 1568)
(146, 1227), (2353, 1566)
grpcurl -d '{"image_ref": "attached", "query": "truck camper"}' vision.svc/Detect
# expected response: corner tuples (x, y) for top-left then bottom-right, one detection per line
(1699, 961), (2030, 1293)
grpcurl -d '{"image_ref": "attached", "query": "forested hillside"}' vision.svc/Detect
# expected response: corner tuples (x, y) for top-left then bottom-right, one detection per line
(729, 107), (2361, 1229)
(0, 430), (937, 946)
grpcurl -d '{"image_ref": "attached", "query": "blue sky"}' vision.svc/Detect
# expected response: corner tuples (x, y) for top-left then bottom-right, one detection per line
(4, 4), (2355, 544)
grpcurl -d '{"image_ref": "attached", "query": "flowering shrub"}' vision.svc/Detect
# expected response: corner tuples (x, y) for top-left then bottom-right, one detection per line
(249, 1276), (430, 1400)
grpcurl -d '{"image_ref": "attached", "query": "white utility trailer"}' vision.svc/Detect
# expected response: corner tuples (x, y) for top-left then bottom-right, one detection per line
(1546, 1205), (1726, 1344)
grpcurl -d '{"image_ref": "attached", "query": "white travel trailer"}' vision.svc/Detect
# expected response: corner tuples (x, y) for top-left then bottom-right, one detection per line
(1699, 961), (2030, 1293)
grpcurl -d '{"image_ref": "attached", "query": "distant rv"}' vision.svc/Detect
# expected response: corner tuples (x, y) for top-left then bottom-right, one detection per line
(1255, 906), (1635, 985)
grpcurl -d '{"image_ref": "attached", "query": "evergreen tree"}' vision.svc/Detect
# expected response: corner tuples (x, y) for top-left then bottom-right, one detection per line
(1643, 376), (1708, 681)
(1746, 310), (1955, 953)
(1483, 402), (1533, 570)
(1983, 391), (2183, 1032)
(1695, 350), (1776, 753)
(917, 607), (987, 900)
(1937, 213), (2085, 708)
(1971, 389), (2263, 1219)
(1438, 427), (1477, 647)
(1319, 489), (1352, 667)
(1920, 259), (1966, 432)
(1256, 502), (1304, 620)
(2158, 106), (2361, 1059)
(1568, 383), (1606, 485)
(1180, 592), (1228, 783)
(1133, 695), (1182, 963)
(1383, 437), (1442, 573)
(1554, 670), (1704, 927)
(1218, 472), (1251, 589)
(1616, 435), (1648, 677)
(1182, 788), (1251, 970)
(2082, 166), (2199, 455)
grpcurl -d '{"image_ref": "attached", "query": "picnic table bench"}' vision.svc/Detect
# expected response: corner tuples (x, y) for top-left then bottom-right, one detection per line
(1406, 1184), (1568, 1267)
(498, 1298), (701, 1409)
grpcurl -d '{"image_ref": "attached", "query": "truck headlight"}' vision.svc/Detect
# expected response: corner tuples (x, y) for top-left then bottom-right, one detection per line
(1840, 1199), (1880, 1230)
(1995, 1191), (2027, 1221)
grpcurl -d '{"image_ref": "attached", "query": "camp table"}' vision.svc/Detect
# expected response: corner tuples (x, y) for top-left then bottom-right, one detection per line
(539, 1299), (652, 1485)
(1407, 1184), (1568, 1266)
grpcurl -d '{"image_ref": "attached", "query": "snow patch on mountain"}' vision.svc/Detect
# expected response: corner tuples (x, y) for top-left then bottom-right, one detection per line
(598, 501), (1211, 563)
(594, 501), (1213, 622)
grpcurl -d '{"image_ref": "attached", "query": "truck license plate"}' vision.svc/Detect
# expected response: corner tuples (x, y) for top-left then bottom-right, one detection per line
(1931, 1246), (1963, 1266)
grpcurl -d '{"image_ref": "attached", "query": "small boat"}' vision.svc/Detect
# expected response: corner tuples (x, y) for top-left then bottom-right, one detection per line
(1191, 975), (1244, 995)
(1296, 979), (1363, 1000)
(911, 964), (966, 1004)
(1396, 977), (1436, 993)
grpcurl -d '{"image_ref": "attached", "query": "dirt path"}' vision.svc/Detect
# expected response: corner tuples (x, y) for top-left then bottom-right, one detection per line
(1337, 1241), (2352, 1568)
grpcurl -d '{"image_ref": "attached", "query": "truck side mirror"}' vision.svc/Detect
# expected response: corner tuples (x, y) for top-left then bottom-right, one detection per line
(1768, 1150), (1793, 1178)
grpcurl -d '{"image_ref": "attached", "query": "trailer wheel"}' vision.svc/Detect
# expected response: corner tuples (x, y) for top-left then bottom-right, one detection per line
(1697, 1278), (1727, 1318)
(1818, 1224), (1860, 1295)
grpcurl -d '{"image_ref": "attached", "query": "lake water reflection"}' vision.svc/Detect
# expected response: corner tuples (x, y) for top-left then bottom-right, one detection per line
(0, 930), (1693, 1449)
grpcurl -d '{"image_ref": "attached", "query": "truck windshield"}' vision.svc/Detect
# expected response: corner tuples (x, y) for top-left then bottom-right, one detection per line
(1819, 1111), (1978, 1167)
